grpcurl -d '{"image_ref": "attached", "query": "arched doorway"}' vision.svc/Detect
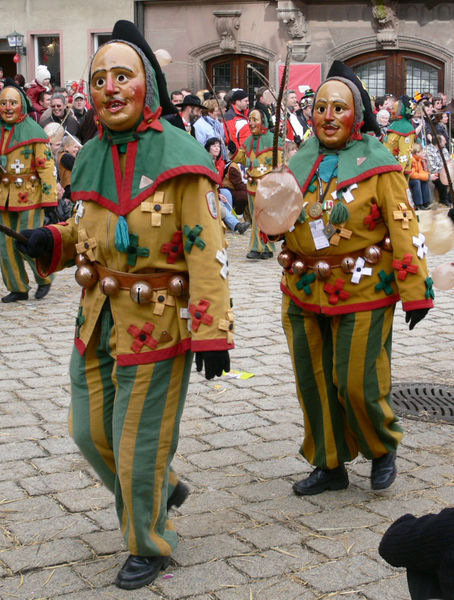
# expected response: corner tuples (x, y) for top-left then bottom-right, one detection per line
(346, 50), (444, 97)
(205, 54), (269, 101)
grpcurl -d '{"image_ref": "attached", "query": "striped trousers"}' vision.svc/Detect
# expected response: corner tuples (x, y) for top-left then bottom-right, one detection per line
(0, 209), (52, 293)
(69, 306), (192, 556)
(282, 295), (402, 469)
(247, 192), (275, 254)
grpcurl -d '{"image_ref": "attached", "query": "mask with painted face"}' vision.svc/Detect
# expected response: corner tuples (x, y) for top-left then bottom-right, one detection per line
(312, 80), (355, 149)
(0, 87), (23, 124)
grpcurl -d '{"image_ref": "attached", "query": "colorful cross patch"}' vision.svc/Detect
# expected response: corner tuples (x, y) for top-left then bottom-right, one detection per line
(18, 191), (29, 203)
(216, 249), (229, 279)
(425, 277), (435, 300)
(20, 146), (33, 159)
(364, 202), (381, 230)
(296, 272), (316, 295)
(189, 299), (213, 331)
(141, 191), (173, 226)
(218, 309), (234, 343)
(125, 233), (150, 266)
(75, 229), (97, 262)
(375, 270), (395, 295)
(392, 253), (419, 280)
(42, 183), (52, 195)
(393, 202), (413, 229)
(324, 278), (350, 304)
(161, 231), (184, 263)
(128, 322), (158, 352)
(351, 257), (373, 284)
(10, 158), (25, 174)
(184, 224), (205, 253)
(328, 225), (352, 246)
(413, 233), (428, 259)
(152, 290), (175, 316)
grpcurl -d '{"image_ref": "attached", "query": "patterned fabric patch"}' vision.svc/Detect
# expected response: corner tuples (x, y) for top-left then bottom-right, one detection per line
(206, 191), (218, 219)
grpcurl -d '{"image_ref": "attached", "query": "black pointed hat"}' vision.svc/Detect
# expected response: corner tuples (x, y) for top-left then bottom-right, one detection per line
(326, 60), (380, 135)
(111, 19), (176, 116)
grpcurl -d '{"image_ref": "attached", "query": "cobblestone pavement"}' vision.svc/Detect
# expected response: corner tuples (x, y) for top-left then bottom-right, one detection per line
(1, 225), (454, 600)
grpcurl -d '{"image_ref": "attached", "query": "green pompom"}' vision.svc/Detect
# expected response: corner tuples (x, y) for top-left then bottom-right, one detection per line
(297, 206), (308, 223)
(330, 203), (350, 225)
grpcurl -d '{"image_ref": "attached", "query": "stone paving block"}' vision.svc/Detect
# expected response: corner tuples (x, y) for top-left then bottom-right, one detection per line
(180, 419), (220, 436)
(73, 554), (128, 588)
(0, 566), (86, 599)
(1, 495), (64, 525)
(243, 456), (305, 478)
(40, 436), (79, 455)
(236, 523), (303, 549)
(20, 374), (71, 388)
(228, 544), (316, 578)
(188, 448), (250, 469)
(212, 412), (272, 430)
(19, 471), (94, 495)
(52, 585), (163, 599)
(176, 490), (244, 515)
(237, 496), (320, 525)
(10, 513), (98, 544)
(304, 527), (382, 559)
(299, 554), (391, 593)
(187, 467), (253, 490)
(30, 454), (86, 475)
(203, 401), (262, 417)
(1, 440), (46, 461)
(359, 572), (409, 600)
(0, 424), (46, 442)
(80, 529), (124, 555)
(214, 576), (316, 600)
(199, 430), (257, 450)
(299, 505), (384, 532)
(156, 560), (247, 600)
(366, 494), (445, 521)
(172, 533), (251, 566)
(248, 422), (303, 441)
(0, 411), (40, 428)
(232, 479), (295, 502)
(0, 379), (28, 391)
(1, 539), (92, 572)
(410, 464), (454, 485)
(241, 439), (297, 461)
(173, 510), (250, 538)
(175, 437), (210, 455)
(0, 480), (27, 502)
(256, 407), (303, 424)
(85, 507), (118, 531)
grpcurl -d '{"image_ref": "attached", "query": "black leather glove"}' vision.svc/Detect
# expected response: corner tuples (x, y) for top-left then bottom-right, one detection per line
(405, 308), (429, 330)
(16, 227), (54, 259)
(195, 350), (230, 380)
(227, 140), (237, 154)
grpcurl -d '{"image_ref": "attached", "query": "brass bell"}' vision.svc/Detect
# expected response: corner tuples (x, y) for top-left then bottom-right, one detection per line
(100, 276), (120, 297)
(291, 259), (307, 276)
(382, 236), (393, 252)
(15, 178), (24, 187)
(1, 177), (9, 185)
(75, 253), (90, 267)
(30, 175), (37, 184)
(75, 264), (98, 288)
(364, 245), (382, 264)
(340, 256), (356, 274)
(313, 261), (331, 279)
(130, 281), (153, 305)
(168, 275), (188, 296)
(277, 250), (295, 270)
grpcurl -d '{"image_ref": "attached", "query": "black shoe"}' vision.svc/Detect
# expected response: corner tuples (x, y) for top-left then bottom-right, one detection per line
(234, 221), (251, 235)
(167, 481), (189, 511)
(35, 283), (51, 299)
(246, 251), (261, 259)
(371, 452), (397, 490)
(292, 465), (349, 496)
(115, 555), (171, 590)
(1, 291), (28, 303)
(260, 251), (273, 259)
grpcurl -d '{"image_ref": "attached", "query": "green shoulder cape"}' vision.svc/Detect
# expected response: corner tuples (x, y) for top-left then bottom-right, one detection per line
(288, 134), (402, 195)
(242, 131), (281, 157)
(0, 115), (48, 154)
(71, 112), (219, 216)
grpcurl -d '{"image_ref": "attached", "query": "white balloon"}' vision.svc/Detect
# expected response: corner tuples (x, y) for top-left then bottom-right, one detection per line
(432, 262), (454, 290)
(155, 49), (172, 67)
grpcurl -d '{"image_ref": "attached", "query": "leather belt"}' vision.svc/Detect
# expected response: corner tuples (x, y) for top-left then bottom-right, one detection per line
(94, 263), (186, 291)
(0, 173), (38, 183)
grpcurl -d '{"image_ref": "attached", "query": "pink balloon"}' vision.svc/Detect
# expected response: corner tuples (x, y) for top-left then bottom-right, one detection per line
(432, 262), (454, 290)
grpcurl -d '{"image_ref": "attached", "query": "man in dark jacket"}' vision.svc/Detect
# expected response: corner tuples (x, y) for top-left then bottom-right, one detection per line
(224, 89), (251, 150)
(165, 94), (201, 137)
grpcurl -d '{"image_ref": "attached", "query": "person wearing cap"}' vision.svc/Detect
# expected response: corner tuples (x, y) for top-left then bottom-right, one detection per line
(0, 79), (57, 302)
(254, 86), (275, 131)
(71, 92), (87, 125)
(224, 89), (251, 151)
(25, 65), (52, 115)
(379, 508), (454, 600)
(165, 93), (202, 136)
(295, 88), (315, 141)
(16, 20), (232, 590)
(275, 61), (433, 496)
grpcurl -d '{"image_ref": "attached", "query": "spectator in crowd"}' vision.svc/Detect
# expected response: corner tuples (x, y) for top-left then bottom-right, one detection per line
(295, 89), (315, 141)
(71, 92), (87, 125)
(13, 73), (25, 90)
(433, 95), (444, 112)
(254, 86), (274, 131)
(170, 90), (183, 105)
(39, 92), (79, 137)
(426, 134), (453, 206)
(55, 134), (81, 220)
(204, 137), (250, 235)
(224, 89), (251, 151)
(181, 88), (192, 97)
(194, 98), (227, 153)
(379, 508), (454, 600)
(221, 160), (249, 217)
(0, 79), (57, 302)
(374, 95), (386, 113)
(409, 143), (436, 210)
(165, 94), (201, 136)
(422, 99), (436, 143)
(376, 108), (390, 139)
(434, 110), (450, 147)
(383, 94), (396, 112)
(25, 65), (52, 114)
(286, 89), (304, 143)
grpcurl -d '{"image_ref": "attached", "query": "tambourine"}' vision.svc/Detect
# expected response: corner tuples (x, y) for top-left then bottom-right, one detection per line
(254, 169), (304, 236)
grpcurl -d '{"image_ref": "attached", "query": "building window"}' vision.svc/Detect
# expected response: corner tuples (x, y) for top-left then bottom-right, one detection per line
(406, 59), (439, 97)
(93, 33), (111, 52)
(355, 60), (386, 98)
(206, 54), (269, 103)
(34, 35), (61, 86)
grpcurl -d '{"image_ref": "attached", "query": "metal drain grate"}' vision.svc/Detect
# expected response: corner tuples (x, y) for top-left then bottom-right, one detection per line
(391, 383), (454, 424)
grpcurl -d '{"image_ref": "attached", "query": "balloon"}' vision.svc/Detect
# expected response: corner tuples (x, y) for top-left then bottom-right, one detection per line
(432, 262), (454, 290)
(13, 54), (20, 64)
(255, 169), (304, 235)
(155, 49), (172, 67)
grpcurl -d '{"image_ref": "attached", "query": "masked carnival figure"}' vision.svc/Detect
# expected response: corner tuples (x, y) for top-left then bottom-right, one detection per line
(17, 21), (232, 589)
(384, 96), (417, 180)
(233, 108), (282, 259)
(261, 61), (433, 496)
(0, 79), (57, 301)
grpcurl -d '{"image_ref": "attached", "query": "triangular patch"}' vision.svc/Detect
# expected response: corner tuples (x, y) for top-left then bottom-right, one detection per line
(139, 175), (154, 189)
(357, 156), (367, 166)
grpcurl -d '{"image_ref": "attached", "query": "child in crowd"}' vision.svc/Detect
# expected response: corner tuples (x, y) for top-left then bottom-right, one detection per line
(409, 143), (437, 209)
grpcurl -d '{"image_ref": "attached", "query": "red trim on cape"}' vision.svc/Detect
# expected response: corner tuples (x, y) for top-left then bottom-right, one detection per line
(336, 164), (402, 191)
(191, 339), (234, 352)
(387, 128), (416, 136)
(4, 201), (58, 212)
(281, 281), (400, 314)
(111, 145), (123, 197)
(71, 165), (221, 216)
(121, 141), (138, 208)
(402, 299), (434, 311)
(0, 125), (49, 153)
(301, 155), (325, 195)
